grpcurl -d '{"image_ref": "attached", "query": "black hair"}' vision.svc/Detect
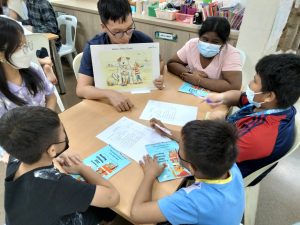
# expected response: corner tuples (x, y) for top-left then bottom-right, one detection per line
(0, 106), (61, 164)
(256, 54), (300, 108)
(97, 0), (132, 25)
(0, 17), (44, 106)
(181, 120), (238, 179)
(198, 17), (231, 43)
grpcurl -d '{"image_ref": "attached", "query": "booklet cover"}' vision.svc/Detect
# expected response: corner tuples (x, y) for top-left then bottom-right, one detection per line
(91, 43), (160, 92)
(178, 82), (208, 97)
(72, 145), (131, 181)
(146, 141), (191, 182)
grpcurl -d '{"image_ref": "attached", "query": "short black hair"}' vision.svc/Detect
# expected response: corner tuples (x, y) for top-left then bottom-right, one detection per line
(97, 0), (132, 25)
(181, 120), (238, 179)
(256, 54), (300, 108)
(0, 106), (61, 164)
(198, 17), (231, 43)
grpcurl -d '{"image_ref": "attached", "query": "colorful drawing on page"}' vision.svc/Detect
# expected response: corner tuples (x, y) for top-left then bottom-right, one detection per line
(91, 43), (160, 92)
(72, 145), (131, 181)
(146, 141), (191, 182)
(178, 82), (208, 97)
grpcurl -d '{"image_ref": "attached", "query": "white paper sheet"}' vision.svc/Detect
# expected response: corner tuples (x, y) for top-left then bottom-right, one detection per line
(96, 117), (170, 162)
(139, 100), (198, 126)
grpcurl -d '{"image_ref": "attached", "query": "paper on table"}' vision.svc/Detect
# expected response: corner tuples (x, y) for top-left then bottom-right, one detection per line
(72, 145), (131, 181)
(139, 100), (198, 126)
(131, 89), (151, 94)
(96, 117), (170, 162)
(146, 141), (191, 182)
(178, 82), (208, 97)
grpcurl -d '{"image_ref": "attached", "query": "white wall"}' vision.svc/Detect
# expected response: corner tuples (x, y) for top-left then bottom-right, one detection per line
(236, 0), (293, 86)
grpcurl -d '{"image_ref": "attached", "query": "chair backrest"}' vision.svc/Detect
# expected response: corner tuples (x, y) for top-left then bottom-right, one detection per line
(25, 33), (50, 64)
(72, 52), (83, 79)
(57, 15), (77, 49)
(244, 116), (300, 186)
(236, 48), (246, 68)
(25, 33), (65, 112)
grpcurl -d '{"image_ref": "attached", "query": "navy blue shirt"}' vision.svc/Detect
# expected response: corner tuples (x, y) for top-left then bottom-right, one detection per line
(79, 31), (153, 77)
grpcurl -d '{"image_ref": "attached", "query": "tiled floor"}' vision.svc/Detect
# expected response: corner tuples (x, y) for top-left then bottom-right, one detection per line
(1, 63), (300, 225)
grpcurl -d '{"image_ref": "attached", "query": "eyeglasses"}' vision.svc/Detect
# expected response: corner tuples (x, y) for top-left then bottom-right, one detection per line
(45, 129), (69, 158)
(19, 42), (33, 54)
(178, 150), (191, 164)
(103, 21), (136, 39)
(54, 134), (69, 158)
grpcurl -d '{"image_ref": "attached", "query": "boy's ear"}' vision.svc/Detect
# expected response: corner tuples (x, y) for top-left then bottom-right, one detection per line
(100, 24), (105, 31)
(47, 145), (57, 158)
(264, 91), (276, 103)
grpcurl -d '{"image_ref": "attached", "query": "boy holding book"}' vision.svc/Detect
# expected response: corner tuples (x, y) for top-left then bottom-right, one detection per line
(0, 106), (119, 225)
(130, 119), (245, 225)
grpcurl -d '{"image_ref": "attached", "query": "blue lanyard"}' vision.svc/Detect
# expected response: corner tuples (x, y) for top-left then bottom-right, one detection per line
(227, 104), (290, 124)
(239, 104), (290, 117)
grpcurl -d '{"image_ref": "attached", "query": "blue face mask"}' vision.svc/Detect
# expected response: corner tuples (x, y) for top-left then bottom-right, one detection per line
(197, 41), (221, 58)
(245, 85), (264, 108)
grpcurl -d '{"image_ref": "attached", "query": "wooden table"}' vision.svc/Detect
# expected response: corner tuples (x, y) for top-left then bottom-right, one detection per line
(45, 33), (66, 94)
(59, 73), (228, 224)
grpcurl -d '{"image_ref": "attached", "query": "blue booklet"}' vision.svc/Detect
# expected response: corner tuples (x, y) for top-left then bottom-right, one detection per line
(146, 141), (191, 182)
(72, 145), (131, 181)
(178, 82), (208, 97)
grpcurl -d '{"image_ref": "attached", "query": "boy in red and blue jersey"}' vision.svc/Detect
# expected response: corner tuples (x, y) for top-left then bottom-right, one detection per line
(207, 54), (300, 183)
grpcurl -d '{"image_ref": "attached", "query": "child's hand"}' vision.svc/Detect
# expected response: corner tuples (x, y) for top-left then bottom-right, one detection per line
(140, 155), (166, 179)
(150, 118), (172, 137)
(56, 154), (86, 175)
(206, 93), (224, 106)
(153, 75), (164, 90)
(38, 57), (53, 66)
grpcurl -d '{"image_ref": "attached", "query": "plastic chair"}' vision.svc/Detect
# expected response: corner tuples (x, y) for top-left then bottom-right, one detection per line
(72, 52), (83, 79)
(243, 117), (300, 225)
(57, 15), (78, 67)
(25, 33), (65, 112)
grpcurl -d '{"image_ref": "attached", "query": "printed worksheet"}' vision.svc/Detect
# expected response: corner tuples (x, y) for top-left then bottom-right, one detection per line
(146, 141), (191, 182)
(96, 117), (170, 161)
(139, 100), (198, 126)
(72, 145), (131, 181)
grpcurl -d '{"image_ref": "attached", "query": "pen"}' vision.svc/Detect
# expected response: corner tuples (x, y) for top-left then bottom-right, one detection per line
(154, 123), (172, 136)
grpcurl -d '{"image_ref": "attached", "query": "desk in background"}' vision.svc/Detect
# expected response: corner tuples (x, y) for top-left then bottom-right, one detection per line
(50, 0), (239, 63)
(59, 72), (228, 224)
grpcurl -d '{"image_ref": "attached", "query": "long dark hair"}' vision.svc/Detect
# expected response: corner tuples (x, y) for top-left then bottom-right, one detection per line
(0, 17), (44, 106)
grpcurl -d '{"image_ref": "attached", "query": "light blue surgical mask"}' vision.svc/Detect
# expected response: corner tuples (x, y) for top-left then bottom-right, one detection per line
(197, 41), (221, 58)
(245, 85), (264, 108)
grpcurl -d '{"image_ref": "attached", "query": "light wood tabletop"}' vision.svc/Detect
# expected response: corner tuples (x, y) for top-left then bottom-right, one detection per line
(59, 72), (228, 224)
(45, 33), (59, 41)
